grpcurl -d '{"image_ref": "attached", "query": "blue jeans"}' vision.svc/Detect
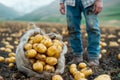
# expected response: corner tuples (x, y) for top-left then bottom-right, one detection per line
(66, 0), (100, 59)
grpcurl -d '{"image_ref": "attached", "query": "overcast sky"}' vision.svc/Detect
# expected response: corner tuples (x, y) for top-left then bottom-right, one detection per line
(0, 0), (55, 14)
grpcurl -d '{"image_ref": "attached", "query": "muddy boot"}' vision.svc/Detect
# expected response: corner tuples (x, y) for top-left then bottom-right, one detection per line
(88, 59), (99, 67)
(68, 55), (83, 65)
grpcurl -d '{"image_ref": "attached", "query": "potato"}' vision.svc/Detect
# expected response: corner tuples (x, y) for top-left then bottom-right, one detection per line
(0, 56), (5, 62)
(78, 62), (87, 69)
(33, 62), (43, 72)
(74, 72), (85, 80)
(6, 44), (14, 49)
(29, 36), (34, 40)
(24, 43), (32, 50)
(0, 47), (6, 51)
(5, 57), (16, 63)
(94, 74), (111, 80)
(53, 39), (63, 47)
(99, 54), (102, 59)
(41, 38), (53, 48)
(52, 75), (63, 80)
(5, 48), (12, 53)
(8, 63), (14, 68)
(81, 68), (93, 77)
(47, 45), (57, 57)
(46, 57), (57, 66)
(69, 67), (78, 74)
(44, 65), (55, 72)
(70, 64), (77, 69)
(35, 54), (46, 61)
(26, 49), (37, 58)
(33, 34), (43, 43)
(117, 54), (120, 60)
(101, 49), (107, 54)
(36, 60), (46, 66)
(8, 52), (16, 57)
(32, 43), (38, 51)
(36, 43), (47, 53)
(47, 45), (62, 58)
(28, 40), (34, 44)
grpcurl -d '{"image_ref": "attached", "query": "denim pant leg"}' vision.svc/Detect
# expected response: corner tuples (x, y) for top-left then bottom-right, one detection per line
(66, 5), (83, 56)
(83, 5), (101, 59)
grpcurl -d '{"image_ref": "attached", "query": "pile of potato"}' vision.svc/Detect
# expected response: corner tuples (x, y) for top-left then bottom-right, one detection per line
(24, 33), (63, 73)
(69, 63), (93, 80)
(0, 52), (16, 68)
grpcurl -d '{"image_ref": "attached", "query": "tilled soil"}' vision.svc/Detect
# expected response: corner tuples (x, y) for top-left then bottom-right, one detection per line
(0, 22), (120, 80)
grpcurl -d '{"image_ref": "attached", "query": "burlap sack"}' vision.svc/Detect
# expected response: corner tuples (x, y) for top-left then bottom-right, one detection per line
(16, 27), (67, 79)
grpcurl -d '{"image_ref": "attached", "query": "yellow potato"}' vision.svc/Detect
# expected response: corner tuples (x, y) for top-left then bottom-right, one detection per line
(118, 54), (120, 60)
(53, 39), (63, 47)
(32, 43), (38, 51)
(47, 45), (62, 58)
(94, 74), (111, 80)
(33, 34), (43, 43)
(26, 49), (37, 58)
(47, 45), (57, 57)
(41, 38), (53, 48)
(69, 67), (78, 74)
(70, 64), (77, 69)
(36, 43), (47, 53)
(0, 56), (5, 62)
(36, 60), (46, 66)
(81, 68), (93, 77)
(8, 52), (16, 57)
(6, 44), (14, 49)
(28, 40), (34, 44)
(8, 63), (14, 68)
(44, 65), (55, 72)
(35, 54), (46, 61)
(5, 57), (16, 63)
(33, 62), (43, 72)
(5, 48), (12, 53)
(52, 75), (63, 80)
(78, 62), (87, 69)
(46, 57), (57, 66)
(24, 43), (32, 51)
(74, 72), (85, 80)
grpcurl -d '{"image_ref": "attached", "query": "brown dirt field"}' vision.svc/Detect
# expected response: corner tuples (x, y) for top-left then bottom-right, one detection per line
(0, 22), (120, 80)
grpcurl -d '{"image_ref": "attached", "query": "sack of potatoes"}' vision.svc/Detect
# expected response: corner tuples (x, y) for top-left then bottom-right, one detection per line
(16, 27), (67, 79)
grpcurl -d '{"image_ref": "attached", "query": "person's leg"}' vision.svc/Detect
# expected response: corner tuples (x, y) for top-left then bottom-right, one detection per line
(83, 5), (101, 66)
(66, 1), (83, 63)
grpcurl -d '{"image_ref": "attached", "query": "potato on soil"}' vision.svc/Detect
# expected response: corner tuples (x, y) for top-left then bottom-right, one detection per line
(8, 52), (16, 57)
(0, 56), (5, 62)
(78, 62), (87, 69)
(74, 72), (85, 80)
(8, 63), (14, 68)
(52, 75), (63, 80)
(94, 74), (111, 80)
